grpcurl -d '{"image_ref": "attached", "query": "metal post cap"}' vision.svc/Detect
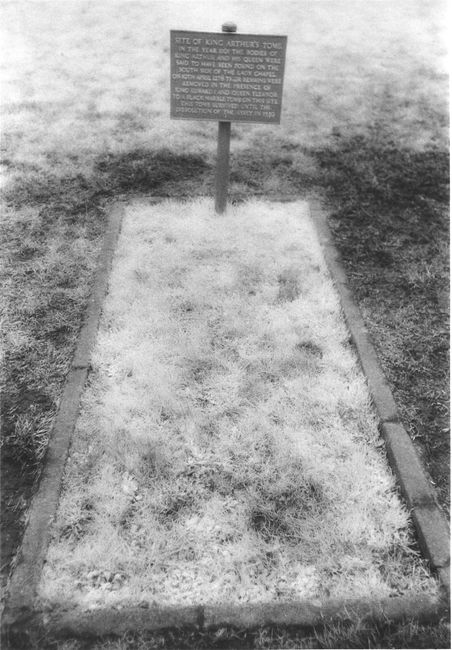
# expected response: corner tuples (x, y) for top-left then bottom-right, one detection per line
(222, 22), (237, 32)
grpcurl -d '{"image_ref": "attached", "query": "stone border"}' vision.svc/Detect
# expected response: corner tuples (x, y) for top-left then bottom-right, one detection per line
(308, 199), (450, 594)
(7, 594), (448, 644)
(3, 198), (449, 644)
(2, 202), (125, 630)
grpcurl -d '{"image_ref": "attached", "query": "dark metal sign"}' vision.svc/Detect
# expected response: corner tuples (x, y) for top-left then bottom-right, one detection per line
(170, 30), (287, 124)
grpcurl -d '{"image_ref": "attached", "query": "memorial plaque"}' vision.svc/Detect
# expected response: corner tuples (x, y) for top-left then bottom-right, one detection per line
(170, 30), (287, 124)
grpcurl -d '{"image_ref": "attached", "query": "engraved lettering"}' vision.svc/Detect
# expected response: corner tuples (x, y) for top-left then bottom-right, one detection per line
(170, 31), (287, 123)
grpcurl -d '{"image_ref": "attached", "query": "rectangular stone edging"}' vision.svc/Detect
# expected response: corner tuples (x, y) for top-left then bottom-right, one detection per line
(308, 199), (450, 594)
(2, 197), (449, 643)
(2, 202), (125, 627)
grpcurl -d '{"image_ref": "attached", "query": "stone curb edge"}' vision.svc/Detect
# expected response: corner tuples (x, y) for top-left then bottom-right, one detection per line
(308, 199), (450, 594)
(7, 594), (448, 643)
(2, 202), (125, 626)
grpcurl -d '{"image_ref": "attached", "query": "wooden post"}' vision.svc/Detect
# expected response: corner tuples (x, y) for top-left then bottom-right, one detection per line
(215, 121), (231, 214)
(214, 22), (237, 214)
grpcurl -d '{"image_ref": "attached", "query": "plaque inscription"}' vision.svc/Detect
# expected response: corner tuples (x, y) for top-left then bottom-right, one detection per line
(170, 31), (287, 124)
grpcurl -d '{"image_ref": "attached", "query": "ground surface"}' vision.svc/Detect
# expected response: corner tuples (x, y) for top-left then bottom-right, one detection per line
(1, 0), (449, 646)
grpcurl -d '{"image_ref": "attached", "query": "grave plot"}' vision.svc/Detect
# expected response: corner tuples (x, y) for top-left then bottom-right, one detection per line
(38, 199), (438, 611)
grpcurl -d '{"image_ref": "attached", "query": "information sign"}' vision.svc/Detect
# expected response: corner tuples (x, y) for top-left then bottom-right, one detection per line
(170, 30), (287, 123)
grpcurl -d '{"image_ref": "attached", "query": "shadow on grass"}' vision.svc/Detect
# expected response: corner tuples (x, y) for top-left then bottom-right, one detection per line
(4, 149), (210, 223)
(94, 149), (208, 193)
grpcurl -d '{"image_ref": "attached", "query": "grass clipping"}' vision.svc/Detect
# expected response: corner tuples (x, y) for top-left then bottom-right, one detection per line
(39, 199), (437, 610)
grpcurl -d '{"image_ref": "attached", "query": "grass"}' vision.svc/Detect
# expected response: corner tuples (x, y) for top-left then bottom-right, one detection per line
(311, 131), (450, 512)
(38, 615), (451, 650)
(1, 0), (448, 646)
(0, 150), (210, 595)
(38, 199), (437, 611)
(0, 186), (102, 584)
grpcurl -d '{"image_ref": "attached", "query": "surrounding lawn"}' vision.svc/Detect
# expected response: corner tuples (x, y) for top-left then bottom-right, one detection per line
(39, 199), (437, 610)
(1, 0), (448, 646)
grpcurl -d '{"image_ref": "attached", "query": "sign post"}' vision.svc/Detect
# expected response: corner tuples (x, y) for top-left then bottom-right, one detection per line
(214, 22), (236, 214)
(215, 119), (231, 214)
(170, 25), (287, 213)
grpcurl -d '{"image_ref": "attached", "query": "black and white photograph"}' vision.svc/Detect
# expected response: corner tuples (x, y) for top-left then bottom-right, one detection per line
(1, 1), (449, 648)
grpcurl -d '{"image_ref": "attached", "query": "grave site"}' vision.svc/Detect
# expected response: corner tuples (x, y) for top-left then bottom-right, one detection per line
(38, 199), (438, 608)
(1, 1), (449, 648)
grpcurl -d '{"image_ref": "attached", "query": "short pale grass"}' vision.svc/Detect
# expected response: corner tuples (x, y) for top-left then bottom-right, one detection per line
(39, 199), (438, 610)
(1, 0), (447, 188)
